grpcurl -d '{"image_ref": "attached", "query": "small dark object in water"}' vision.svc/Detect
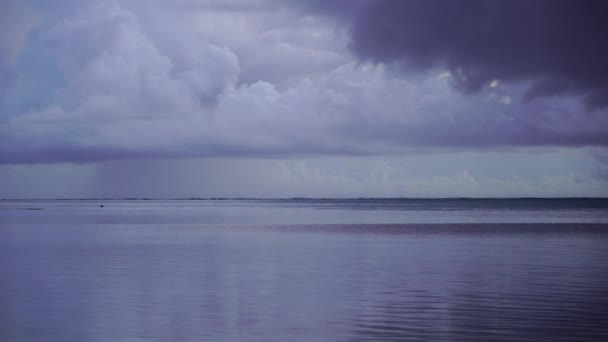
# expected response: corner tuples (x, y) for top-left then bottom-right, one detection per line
(100, 205), (104, 208)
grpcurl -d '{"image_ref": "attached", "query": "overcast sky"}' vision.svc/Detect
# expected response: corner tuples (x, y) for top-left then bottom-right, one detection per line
(1, 0), (608, 198)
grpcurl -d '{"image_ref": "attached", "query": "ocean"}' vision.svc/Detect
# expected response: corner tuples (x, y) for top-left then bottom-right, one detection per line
(1, 199), (608, 341)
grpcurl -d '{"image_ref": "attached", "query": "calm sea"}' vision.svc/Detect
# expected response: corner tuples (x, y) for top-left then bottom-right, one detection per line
(1, 199), (608, 341)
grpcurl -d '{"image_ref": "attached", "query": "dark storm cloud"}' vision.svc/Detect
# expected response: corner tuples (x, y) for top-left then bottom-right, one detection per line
(303, 0), (608, 108)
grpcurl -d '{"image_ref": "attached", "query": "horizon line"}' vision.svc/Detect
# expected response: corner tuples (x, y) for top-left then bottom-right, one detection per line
(2, 197), (608, 201)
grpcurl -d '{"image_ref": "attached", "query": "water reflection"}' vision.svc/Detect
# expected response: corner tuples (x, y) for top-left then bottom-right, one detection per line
(1, 224), (608, 341)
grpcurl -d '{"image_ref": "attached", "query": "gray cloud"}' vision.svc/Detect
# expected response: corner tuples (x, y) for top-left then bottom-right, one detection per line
(303, 0), (608, 109)
(1, 0), (608, 165)
(0, 0), (37, 102)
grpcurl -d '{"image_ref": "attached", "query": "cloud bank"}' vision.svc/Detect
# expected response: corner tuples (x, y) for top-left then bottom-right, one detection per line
(0, 0), (607, 164)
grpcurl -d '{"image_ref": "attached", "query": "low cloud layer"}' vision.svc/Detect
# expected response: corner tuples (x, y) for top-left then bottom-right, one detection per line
(1, 0), (608, 165)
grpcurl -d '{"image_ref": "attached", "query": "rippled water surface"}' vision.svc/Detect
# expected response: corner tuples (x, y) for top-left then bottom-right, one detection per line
(1, 199), (608, 341)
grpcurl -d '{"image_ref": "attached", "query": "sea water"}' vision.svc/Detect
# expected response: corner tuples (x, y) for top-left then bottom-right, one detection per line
(1, 199), (608, 341)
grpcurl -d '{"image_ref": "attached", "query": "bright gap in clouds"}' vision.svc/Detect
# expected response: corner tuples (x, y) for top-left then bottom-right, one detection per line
(1, 150), (606, 199)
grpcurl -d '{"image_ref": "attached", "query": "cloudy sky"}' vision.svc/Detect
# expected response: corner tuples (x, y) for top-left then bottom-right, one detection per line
(1, 0), (608, 198)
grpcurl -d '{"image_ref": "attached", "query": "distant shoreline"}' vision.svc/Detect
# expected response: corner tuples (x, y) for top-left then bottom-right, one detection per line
(2, 197), (608, 201)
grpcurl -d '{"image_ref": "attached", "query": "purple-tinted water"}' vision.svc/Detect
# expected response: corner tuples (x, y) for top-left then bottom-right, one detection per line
(2, 198), (608, 224)
(1, 200), (608, 341)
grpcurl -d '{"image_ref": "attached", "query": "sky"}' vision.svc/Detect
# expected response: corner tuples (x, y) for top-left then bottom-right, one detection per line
(1, 0), (608, 198)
